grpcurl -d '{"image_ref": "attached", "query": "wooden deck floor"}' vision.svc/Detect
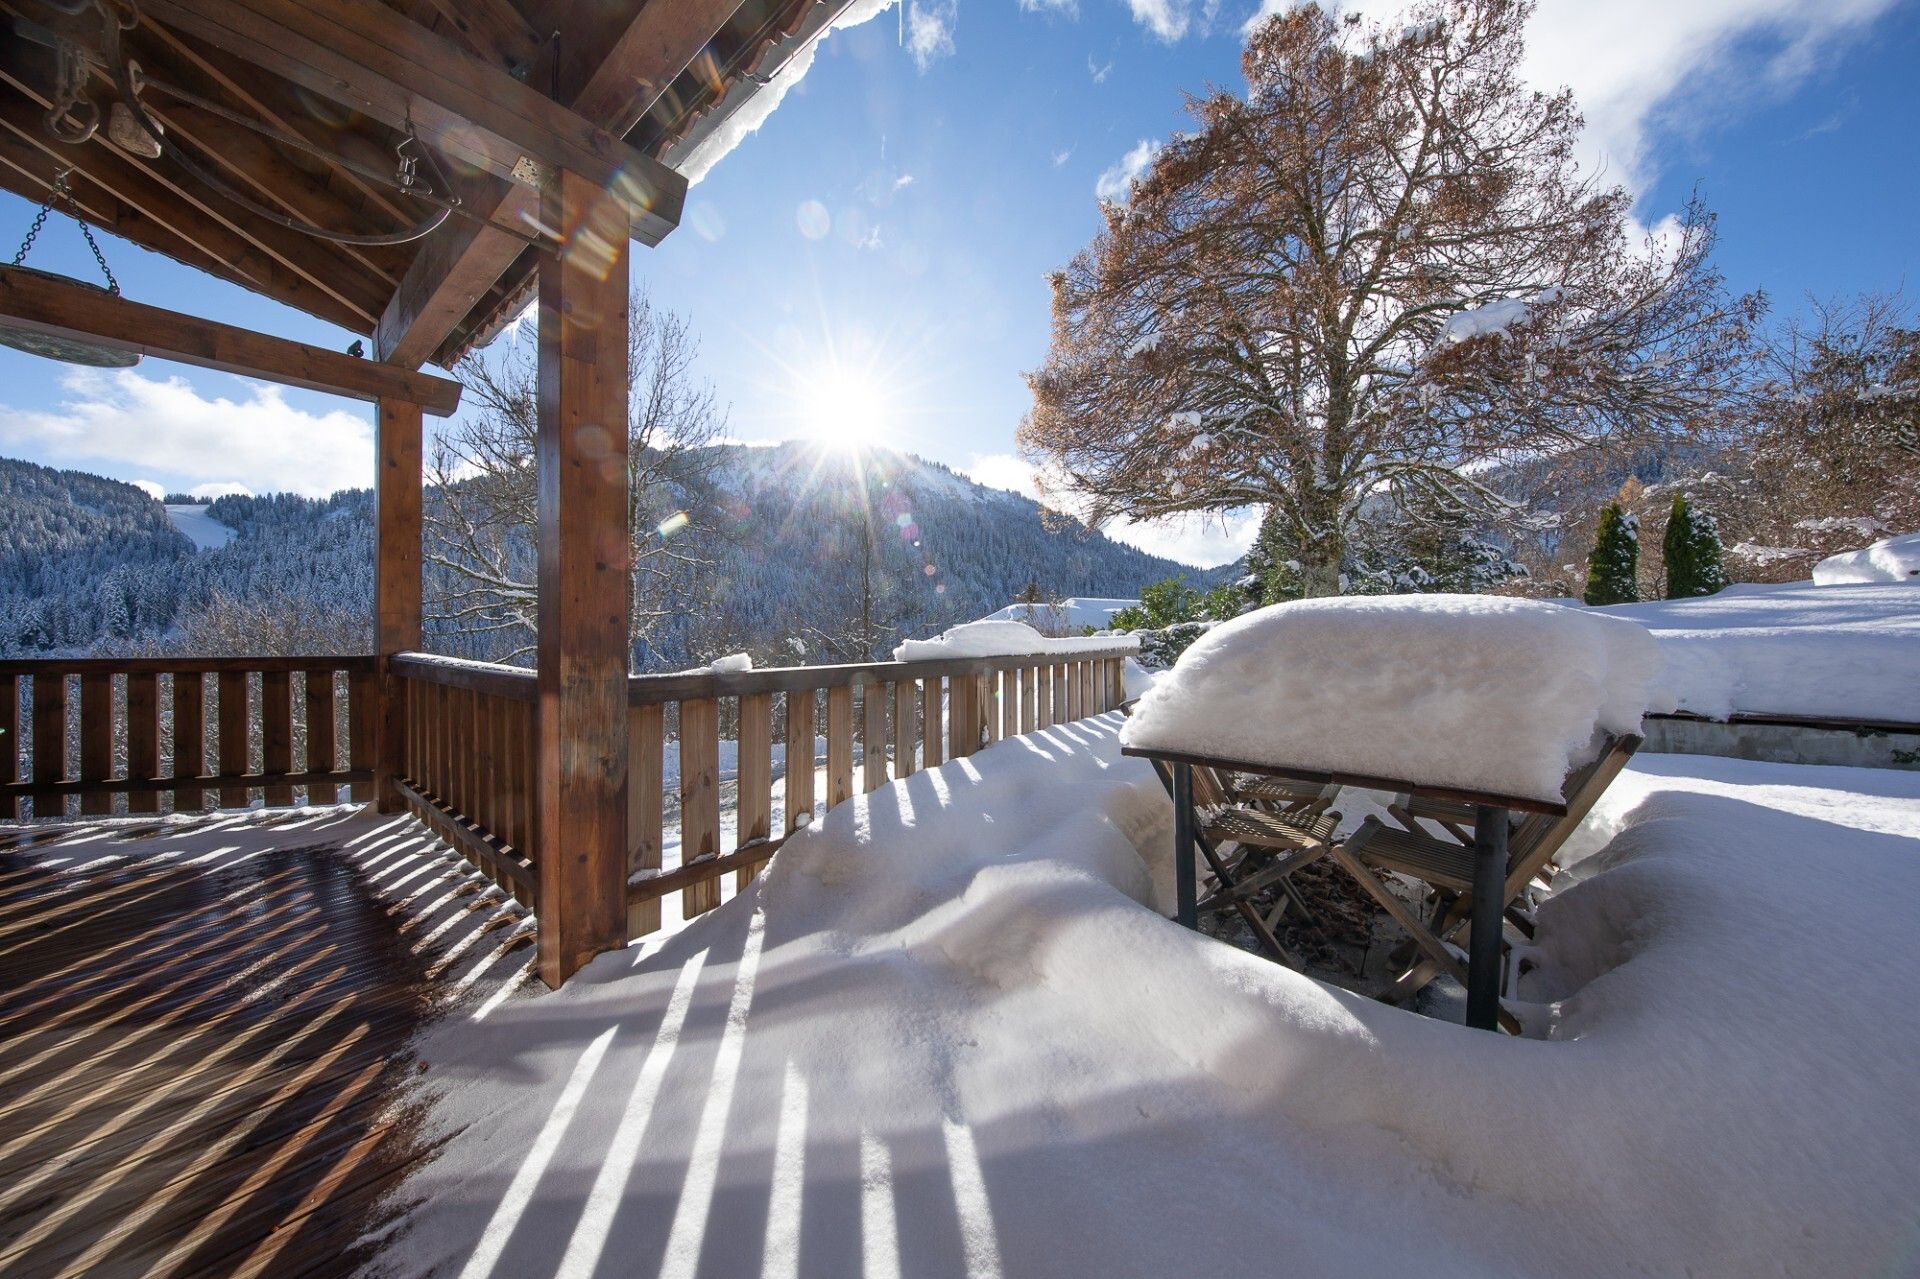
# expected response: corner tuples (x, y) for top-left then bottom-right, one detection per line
(0, 808), (535, 1278)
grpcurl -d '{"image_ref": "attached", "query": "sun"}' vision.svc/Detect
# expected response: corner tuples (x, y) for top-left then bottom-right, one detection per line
(797, 362), (892, 450)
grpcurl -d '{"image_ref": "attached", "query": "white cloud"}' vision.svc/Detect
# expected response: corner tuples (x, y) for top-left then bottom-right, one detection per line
(1095, 139), (1161, 202)
(1104, 508), (1261, 568)
(964, 453), (1258, 568)
(1020, 0), (1078, 15)
(963, 453), (1046, 500)
(906, 0), (958, 68)
(1270, 0), (1902, 193)
(129, 478), (164, 500)
(0, 369), (374, 497)
(190, 481), (255, 500)
(1052, 148), (1074, 167)
(893, 174), (915, 191)
(1128, 0), (1194, 41)
(1087, 54), (1114, 82)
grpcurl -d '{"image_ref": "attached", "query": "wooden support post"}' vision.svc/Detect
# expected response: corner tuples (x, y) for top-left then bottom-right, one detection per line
(374, 399), (423, 814)
(534, 169), (632, 987)
(1172, 762), (1198, 929)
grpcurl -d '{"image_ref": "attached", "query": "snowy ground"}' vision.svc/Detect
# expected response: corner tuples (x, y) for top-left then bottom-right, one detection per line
(163, 503), (235, 550)
(386, 720), (1920, 1278)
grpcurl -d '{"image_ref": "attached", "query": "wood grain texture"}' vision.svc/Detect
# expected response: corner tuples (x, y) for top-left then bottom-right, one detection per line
(374, 400), (423, 815)
(785, 689), (816, 835)
(678, 698), (720, 919)
(532, 171), (632, 986)
(627, 703), (664, 938)
(826, 685), (853, 808)
(735, 693), (773, 891)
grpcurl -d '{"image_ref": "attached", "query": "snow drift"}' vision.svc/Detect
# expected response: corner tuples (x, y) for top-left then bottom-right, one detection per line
(1121, 594), (1666, 803)
(391, 723), (1920, 1278)
(1812, 531), (1920, 585)
(1599, 581), (1920, 722)
(894, 619), (1139, 662)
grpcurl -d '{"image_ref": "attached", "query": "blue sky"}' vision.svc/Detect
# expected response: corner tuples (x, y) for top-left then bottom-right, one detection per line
(2, 0), (1916, 564)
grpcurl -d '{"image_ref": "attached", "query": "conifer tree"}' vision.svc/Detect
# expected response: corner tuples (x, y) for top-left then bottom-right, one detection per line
(1585, 503), (1640, 605)
(1662, 493), (1727, 599)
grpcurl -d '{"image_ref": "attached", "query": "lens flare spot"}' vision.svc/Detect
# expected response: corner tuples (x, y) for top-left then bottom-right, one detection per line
(658, 510), (690, 539)
(796, 200), (830, 240)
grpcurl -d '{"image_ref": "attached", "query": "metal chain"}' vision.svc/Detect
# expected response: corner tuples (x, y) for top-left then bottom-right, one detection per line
(10, 169), (121, 294)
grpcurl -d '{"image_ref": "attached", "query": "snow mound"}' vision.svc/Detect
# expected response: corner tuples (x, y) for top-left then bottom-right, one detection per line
(894, 619), (1138, 662)
(1812, 531), (1920, 585)
(708, 652), (753, 673)
(1599, 581), (1920, 722)
(1122, 594), (1665, 803)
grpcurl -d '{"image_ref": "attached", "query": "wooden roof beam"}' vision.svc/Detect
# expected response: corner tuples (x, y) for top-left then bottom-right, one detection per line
(141, 0), (685, 241)
(373, 0), (745, 368)
(0, 265), (464, 415)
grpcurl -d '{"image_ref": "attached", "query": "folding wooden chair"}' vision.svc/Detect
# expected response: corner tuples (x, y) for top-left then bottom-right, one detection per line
(1336, 733), (1642, 1024)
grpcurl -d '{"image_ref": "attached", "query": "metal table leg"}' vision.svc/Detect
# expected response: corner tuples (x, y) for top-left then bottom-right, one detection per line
(1172, 761), (1197, 929)
(1466, 804), (1508, 1031)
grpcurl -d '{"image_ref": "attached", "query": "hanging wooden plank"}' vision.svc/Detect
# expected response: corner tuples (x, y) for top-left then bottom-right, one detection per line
(78, 673), (113, 816)
(0, 267), (460, 414)
(218, 670), (250, 809)
(921, 678), (943, 769)
(262, 669), (294, 806)
(627, 702), (664, 936)
(172, 671), (205, 813)
(680, 698), (721, 919)
(893, 680), (917, 779)
(785, 689), (816, 835)
(306, 670), (338, 804)
(124, 672), (160, 815)
(531, 167), (633, 985)
(736, 693), (773, 891)
(862, 682), (890, 793)
(826, 685), (854, 808)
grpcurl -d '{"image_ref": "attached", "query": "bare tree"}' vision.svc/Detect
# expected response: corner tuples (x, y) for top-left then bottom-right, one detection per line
(1021, 0), (1760, 595)
(425, 290), (726, 662)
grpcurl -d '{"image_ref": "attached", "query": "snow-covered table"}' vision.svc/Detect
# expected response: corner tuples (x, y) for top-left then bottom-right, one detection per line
(1121, 743), (1568, 1031)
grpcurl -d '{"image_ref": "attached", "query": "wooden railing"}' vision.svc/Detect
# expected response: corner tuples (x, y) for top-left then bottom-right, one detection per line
(0, 655), (376, 821)
(621, 648), (1134, 940)
(389, 654), (538, 907)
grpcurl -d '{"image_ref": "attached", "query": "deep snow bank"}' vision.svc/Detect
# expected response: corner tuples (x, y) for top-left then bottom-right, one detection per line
(1812, 531), (1920, 585)
(1123, 594), (1664, 803)
(1600, 581), (1920, 722)
(393, 727), (1920, 1279)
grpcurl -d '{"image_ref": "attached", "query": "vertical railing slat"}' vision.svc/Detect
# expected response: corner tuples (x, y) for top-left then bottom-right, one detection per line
(785, 688), (817, 835)
(307, 670), (338, 804)
(262, 669), (294, 806)
(348, 666), (374, 803)
(79, 673), (112, 816)
(893, 679), (917, 778)
(680, 697), (721, 918)
(172, 671), (205, 813)
(1, 673), (17, 820)
(218, 670), (249, 809)
(862, 681), (890, 793)
(921, 678), (943, 769)
(946, 672), (975, 760)
(628, 701), (664, 935)
(736, 692), (773, 890)
(126, 672), (159, 814)
(32, 672), (67, 821)
(826, 684), (853, 808)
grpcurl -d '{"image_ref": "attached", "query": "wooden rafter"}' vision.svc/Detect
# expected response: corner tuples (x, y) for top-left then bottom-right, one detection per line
(142, 0), (685, 238)
(0, 265), (463, 414)
(374, 0), (745, 368)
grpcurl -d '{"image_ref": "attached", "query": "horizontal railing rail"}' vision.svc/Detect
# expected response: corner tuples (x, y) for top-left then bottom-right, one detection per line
(2, 654), (377, 820)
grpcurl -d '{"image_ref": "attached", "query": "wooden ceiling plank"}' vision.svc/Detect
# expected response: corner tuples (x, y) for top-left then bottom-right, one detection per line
(142, 0), (685, 240)
(373, 0), (742, 367)
(0, 97), (376, 332)
(0, 264), (464, 414)
(409, 0), (546, 77)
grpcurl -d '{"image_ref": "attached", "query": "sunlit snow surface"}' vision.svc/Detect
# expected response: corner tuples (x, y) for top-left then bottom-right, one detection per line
(392, 720), (1920, 1279)
(163, 503), (234, 550)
